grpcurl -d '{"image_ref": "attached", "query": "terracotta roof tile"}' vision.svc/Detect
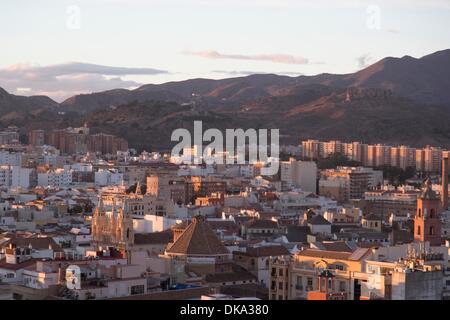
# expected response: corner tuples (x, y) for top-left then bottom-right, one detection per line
(166, 216), (229, 255)
(246, 219), (278, 229)
(297, 249), (352, 260)
(237, 245), (290, 257)
(134, 230), (173, 245)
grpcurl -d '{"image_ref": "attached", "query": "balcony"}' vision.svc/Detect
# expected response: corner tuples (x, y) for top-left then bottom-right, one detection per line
(444, 267), (450, 276)
(295, 285), (303, 291)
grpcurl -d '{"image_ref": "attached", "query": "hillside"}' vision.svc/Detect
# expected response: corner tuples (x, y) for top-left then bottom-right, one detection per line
(1, 49), (450, 150)
(59, 49), (450, 113)
(0, 87), (58, 119)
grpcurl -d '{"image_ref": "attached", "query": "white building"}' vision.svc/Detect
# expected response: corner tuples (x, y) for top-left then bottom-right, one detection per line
(280, 158), (317, 193)
(0, 166), (35, 189)
(64, 163), (93, 172)
(95, 169), (123, 186)
(0, 151), (21, 166)
(0, 165), (13, 185)
(38, 168), (73, 188)
(12, 166), (35, 189)
(133, 214), (181, 233)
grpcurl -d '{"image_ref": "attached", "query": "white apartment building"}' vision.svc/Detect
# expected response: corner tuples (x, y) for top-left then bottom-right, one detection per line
(38, 168), (73, 188)
(0, 166), (35, 189)
(12, 166), (35, 189)
(0, 165), (12, 186)
(64, 163), (93, 172)
(0, 151), (22, 166)
(280, 158), (317, 193)
(274, 191), (338, 216)
(301, 139), (447, 173)
(95, 169), (123, 186)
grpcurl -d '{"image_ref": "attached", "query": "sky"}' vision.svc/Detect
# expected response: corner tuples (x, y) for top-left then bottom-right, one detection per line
(1, 0), (449, 102)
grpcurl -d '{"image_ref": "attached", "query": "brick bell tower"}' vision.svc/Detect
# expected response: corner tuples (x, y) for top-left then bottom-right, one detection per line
(414, 178), (442, 246)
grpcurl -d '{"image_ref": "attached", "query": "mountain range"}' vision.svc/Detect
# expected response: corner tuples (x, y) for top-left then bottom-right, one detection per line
(1, 49), (450, 150)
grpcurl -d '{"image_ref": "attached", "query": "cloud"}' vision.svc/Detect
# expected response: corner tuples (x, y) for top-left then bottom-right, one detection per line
(183, 50), (309, 65)
(356, 53), (374, 69)
(0, 62), (168, 102)
(212, 70), (303, 76)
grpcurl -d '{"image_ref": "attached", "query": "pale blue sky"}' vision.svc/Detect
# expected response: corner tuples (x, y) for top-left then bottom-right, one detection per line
(1, 0), (449, 101)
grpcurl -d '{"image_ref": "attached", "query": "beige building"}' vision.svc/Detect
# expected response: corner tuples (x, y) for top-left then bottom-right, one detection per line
(269, 248), (372, 300)
(280, 158), (317, 193)
(320, 167), (383, 202)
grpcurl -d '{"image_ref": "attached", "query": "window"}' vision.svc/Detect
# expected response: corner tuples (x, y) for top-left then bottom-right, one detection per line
(271, 281), (276, 290)
(279, 269), (283, 276)
(430, 209), (435, 218)
(278, 282), (283, 290)
(417, 225), (421, 236)
(332, 264), (344, 271)
(307, 277), (313, 286)
(418, 209), (422, 217)
(130, 285), (144, 295)
(339, 281), (346, 292)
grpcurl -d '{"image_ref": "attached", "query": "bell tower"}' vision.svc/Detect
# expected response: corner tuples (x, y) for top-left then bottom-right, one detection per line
(414, 178), (442, 246)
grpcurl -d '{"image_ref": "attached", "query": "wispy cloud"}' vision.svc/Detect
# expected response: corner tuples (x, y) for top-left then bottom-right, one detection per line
(0, 62), (168, 102)
(183, 50), (309, 65)
(212, 70), (303, 76)
(356, 53), (374, 69)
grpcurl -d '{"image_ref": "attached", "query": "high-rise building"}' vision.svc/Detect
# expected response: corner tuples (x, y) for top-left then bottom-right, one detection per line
(398, 146), (416, 170)
(423, 146), (442, 173)
(28, 129), (45, 147)
(416, 149), (425, 172)
(301, 140), (320, 160)
(0, 128), (20, 145)
(441, 157), (448, 210)
(366, 145), (375, 167)
(390, 147), (400, 168)
(87, 133), (128, 155)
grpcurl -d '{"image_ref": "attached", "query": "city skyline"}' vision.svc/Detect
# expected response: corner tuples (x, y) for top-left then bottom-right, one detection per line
(1, 1), (450, 304)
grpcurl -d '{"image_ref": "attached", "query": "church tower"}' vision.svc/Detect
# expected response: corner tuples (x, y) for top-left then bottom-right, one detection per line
(441, 157), (449, 210)
(92, 196), (134, 252)
(414, 178), (442, 246)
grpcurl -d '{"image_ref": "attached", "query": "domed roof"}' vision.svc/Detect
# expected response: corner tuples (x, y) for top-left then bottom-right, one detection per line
(166, 215), (229, 256)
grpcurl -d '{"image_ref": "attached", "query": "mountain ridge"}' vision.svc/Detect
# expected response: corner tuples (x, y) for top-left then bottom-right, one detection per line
(57, 48), (450, 112)
(1, 49), (450, 149)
